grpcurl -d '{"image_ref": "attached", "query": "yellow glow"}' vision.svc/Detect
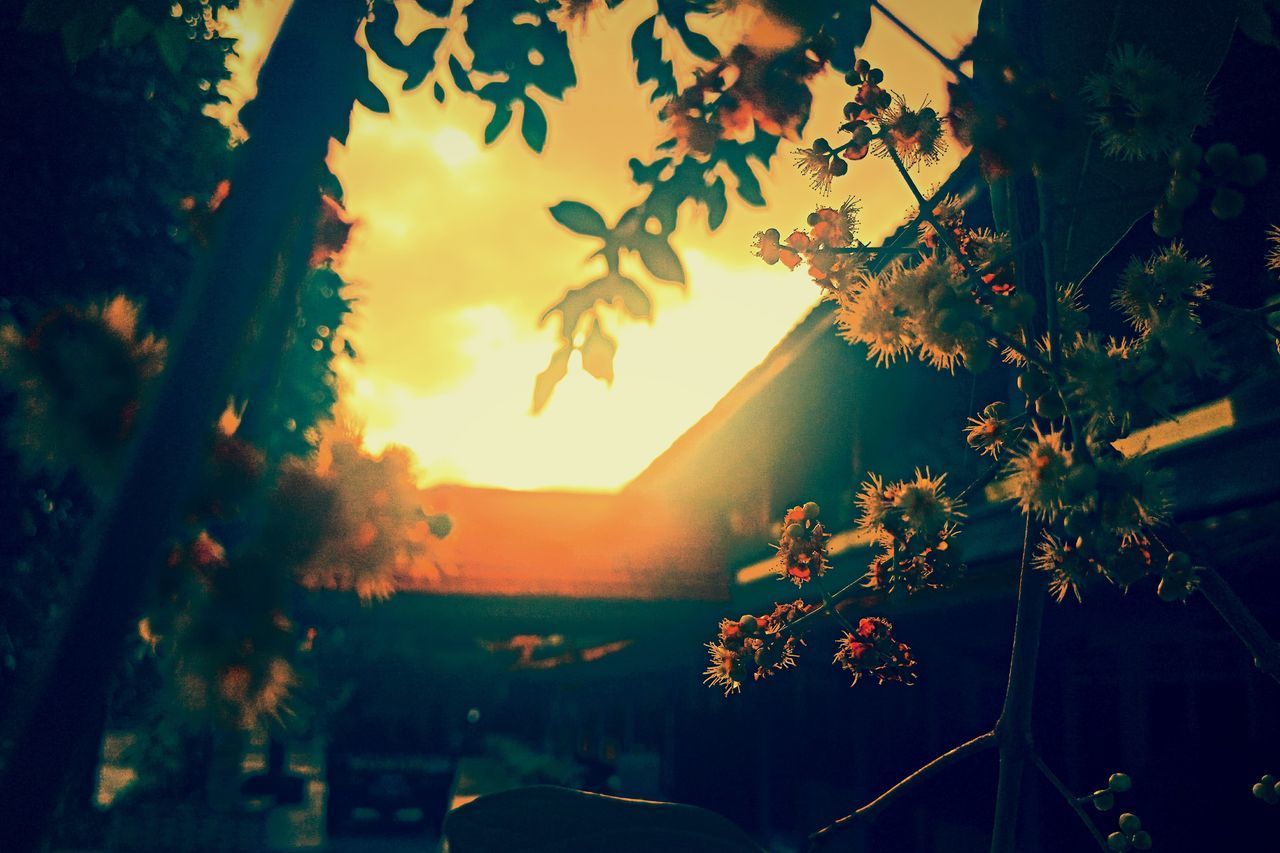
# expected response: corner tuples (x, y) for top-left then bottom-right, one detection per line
(224, 1), (980, 492)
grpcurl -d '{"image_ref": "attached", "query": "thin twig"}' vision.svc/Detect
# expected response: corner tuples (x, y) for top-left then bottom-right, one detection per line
(1197, 567), (1280, 685)
(808, 731), (997, 847)
(870, 1), (971, 83)
(1031, 753), (1110, 851)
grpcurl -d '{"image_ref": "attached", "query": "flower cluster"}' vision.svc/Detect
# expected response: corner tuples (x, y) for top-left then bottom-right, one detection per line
(775, 501), (831, 585)
(1113, 242), (1212, 335)
(835, 254), (993, 370)
(662, 44), (822, 156)
(965, 401), (1016, 457)
(879, 97), (946, 168)
(753, 199), (864, 289)
(0, 295), (167, 493)
(703, 600), (810, 695)
(1082, 45), (1208, 162)
(833, 617), (917, 686)
(858, 470), (963, 597)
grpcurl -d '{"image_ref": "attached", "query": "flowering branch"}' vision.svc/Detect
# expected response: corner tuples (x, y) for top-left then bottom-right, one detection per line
(808, 730), (996, 847)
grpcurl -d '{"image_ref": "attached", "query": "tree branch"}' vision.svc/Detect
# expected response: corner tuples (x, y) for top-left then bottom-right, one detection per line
(1031, 753), (1109, 851)
(1197, 567), (1280, 685)
(808, 730), (996, 848)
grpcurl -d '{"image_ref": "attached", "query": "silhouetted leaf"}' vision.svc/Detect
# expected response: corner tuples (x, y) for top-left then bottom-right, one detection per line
(532, 344), (572, 413)
(581, 317), (617, 384)
(676, 27), (717, 60)
(704, 175), (727, 230)
(413, 0), (454, 14)
(401, 26), (447, 90)
(111, 7), (152, 49)
(522, 97), (548, 152)
(629, 156), (673, 186)
(549, 202), (608, 238)
(449, 55), (474, 92)
(635, 235), (685, 285)
(611, 275), (652, 320)
(484, 100), (513, 144)
(728, 160), (764, 206)
(433, 81), (446, 102)
(443, 786), (766, 853)
(355, 76), (391, 113)
(465, 0), (576, 100)
(151, 20), (189, 73)
(631, 15), (677, 100)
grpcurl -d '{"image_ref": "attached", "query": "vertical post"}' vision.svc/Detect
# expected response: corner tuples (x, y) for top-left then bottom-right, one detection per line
(0, 2), (365, 848)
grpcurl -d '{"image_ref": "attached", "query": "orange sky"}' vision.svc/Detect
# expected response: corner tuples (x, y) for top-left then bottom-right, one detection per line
(221, 0), (979, 492)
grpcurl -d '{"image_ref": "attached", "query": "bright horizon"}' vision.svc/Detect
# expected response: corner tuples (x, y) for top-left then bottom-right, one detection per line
(222, 0), (979, 492)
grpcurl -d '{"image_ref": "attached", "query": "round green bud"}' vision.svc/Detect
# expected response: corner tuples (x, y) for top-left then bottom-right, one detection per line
(1169, 142), (1202, 172)
(1131, 830), (1152, 850)
(1093, 791), (1116, 811)
(1261, 774), (1276, 786)
(1164, 174), (1199, 210)
(1211, 187), (1246, 220)
(1204, 141), (1239, 174)
(1165, 552), (1191, 576)
(1035, 392), (1065, 420)
(854, 58), (870, 75)
(830, 157), (849, 177)
(785, 523), (804, 539)
(1108, 772), (1133, 793)
(868, 67), (884, 84)
(802, 501), (820, 520)
(813, 137), (831, 154)
(738, 614), (758, 633)
(1108, 830), (1130, 851)
(1252, 782), (1268, 800)
(1229, 152), (1267, 187)
(1017, 370), (1049, 399)
(1156, 577), (1187, 602)
(1118, 813), (1141, 834)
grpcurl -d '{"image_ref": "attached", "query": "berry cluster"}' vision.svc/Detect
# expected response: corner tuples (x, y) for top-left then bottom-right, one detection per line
(1154, 142), (1268, 236)
(1107, 812), (1151, 851)
(776, 501), (831, 585)
(1252, 773), (1280, 804)
(833, 616), (917, 686)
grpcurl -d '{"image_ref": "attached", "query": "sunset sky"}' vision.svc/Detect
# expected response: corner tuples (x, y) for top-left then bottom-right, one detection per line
(223, 0), (979, 491)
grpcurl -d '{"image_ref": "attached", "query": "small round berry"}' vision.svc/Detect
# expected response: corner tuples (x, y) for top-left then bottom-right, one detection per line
(1169, 142), (1202, 172)
(868, 67), (884, 84)
(1035, 392), (1065, 420)
(1017, 370), (1049, 399)
(1118, 813), (1141, 834)
(812, 137), (831, 154)
(1211, 187), (1245, 220)
(830, 157), (849, 177)
(1156, 577), (1188, 602)
(1164, 175), (1199, 210)
(802, 501), (820, 520)
(1107, 831), (1130, 851)
(844, 70), (860, 86)
(1093, 791), (1116, 811)
(854, 58), (870, 75)
(1229, 152), (1267, 187)
(843, 101), (860, 119)
(1108, 772), (1133, 793)
(1262, 774), (1277, 786)
(1131, 830), (1152, 850)
(1252, 782), (1268, 800)
(1204, 142), (1239, 174)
